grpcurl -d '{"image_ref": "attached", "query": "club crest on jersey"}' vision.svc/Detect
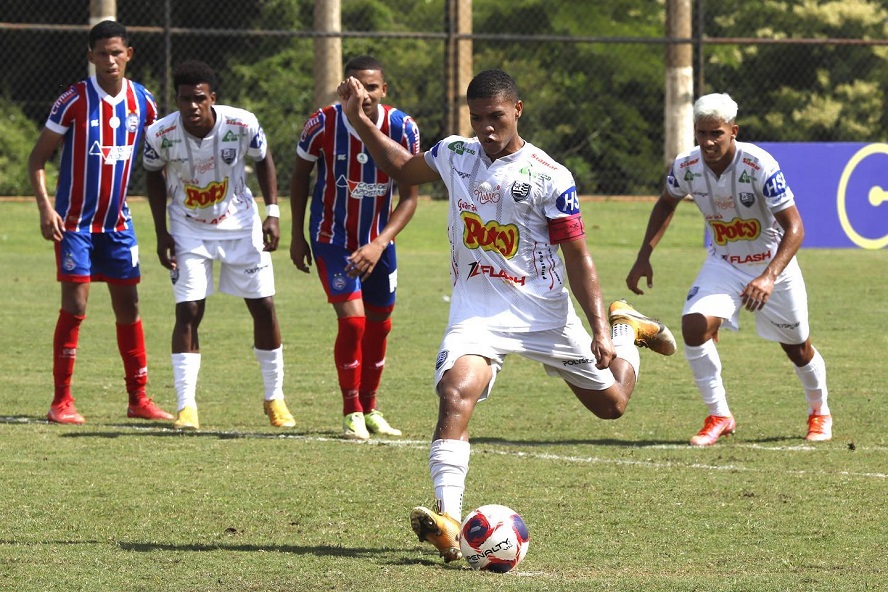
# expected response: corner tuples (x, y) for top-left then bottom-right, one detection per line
(357, 153), (369, 164)
(739, 192), (755, 207)
(126, 112), (140, 133)
(89, 141), (133, 164)
(63, 251), (76, 272)
(436, 350), (449, 371)
(221, 148), (237, 164)
(511, 181), (531, 202)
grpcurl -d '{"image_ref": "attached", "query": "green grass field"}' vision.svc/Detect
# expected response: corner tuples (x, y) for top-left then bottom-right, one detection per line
(1, 198), (886, 591)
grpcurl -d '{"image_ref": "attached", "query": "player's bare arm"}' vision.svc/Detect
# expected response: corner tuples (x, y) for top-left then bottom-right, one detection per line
(741, 205), (805, 311)
(255, 150), (279, 252)
(627, 191), (682, 295)
(28, 128), (66, 242)
(146, 169), (177, 270)
(346, 182), (419, 280)
(337, 77), (439, 186)
(288, 156), (314, 273)
(560, 238), (614, 370)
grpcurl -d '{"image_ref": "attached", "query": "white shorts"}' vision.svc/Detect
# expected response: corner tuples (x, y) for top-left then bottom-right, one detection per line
(170, 228), (275, 303)
(683, 255), (809, 344)
(433, 316), (617, 401)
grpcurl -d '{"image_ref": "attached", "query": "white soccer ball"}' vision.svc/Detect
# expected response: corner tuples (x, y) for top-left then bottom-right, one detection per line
(459, 504), (529, 572)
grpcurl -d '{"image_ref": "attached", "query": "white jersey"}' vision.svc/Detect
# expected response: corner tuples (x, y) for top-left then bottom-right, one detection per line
(144, 105), (267, 239)
(424, 136), (584, 332)
(665, 141), (795, 276)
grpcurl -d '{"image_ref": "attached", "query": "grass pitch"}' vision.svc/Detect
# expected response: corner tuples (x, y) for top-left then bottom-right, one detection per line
(1, 197), (886, 591)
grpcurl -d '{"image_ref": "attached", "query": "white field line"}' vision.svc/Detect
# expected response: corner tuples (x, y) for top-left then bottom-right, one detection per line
(5, 417), (886, 479)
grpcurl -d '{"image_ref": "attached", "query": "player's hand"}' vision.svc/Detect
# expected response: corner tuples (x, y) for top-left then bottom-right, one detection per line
(740, 273), (774, 311)
(289, 235), (312, 273)
(156, 231), (177, 270)
(626, 258), (654, 295)
(591, 333), (616, 370)
(39, 208), (65, 242)
(337, 76), (369, 124)
(262, 216), (280, 252)
(346, 242), (384, 280)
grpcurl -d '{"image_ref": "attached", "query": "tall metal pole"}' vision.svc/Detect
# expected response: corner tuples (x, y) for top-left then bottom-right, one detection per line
(88, 0), (116, 77)
(664, 0), (694, 168)
(314, 0), (342, 109)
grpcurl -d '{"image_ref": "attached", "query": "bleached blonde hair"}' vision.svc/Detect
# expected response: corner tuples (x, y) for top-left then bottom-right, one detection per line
(693, 93), (738, 124)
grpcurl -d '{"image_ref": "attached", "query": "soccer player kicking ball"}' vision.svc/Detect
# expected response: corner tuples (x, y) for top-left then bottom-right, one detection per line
(626, 93), (832, 446)
(29, 20), (172, 424)
(338, 69), (676, 562)
(144, 60), (295, 430)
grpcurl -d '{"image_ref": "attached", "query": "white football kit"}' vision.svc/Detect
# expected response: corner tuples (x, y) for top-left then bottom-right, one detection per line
(424, 136), (616, 396)
(144, 105), (275, 302)
(666, 141), (809, 343)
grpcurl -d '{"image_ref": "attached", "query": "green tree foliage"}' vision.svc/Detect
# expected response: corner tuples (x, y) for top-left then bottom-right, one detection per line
(702, 0), (888, 142)
(0, 97), (50, 196)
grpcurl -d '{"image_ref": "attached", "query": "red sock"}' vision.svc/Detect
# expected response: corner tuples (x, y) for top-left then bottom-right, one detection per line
(117, 319), (148, 404)
(360, 317), (391, 412)
(335, 316), (365, 415)
(53, 310), (84, 405)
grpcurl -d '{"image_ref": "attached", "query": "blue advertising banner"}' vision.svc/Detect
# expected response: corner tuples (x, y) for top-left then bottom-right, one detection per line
(757, 143), (888, 249)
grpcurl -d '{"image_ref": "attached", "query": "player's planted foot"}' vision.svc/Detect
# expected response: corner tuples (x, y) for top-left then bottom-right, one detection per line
(47, 400), (85, 425)
(608, 299), (676, 356)
(690, 414), (736, 446)
(173, 406), (200, 430)
(410, 506), (462, 563)
(364, 410), (402, 436)
(342, 411), (370, 440)
(805, 414), (832, 442)
(127, 398), (174, 420)
(264, 399), (296, 428)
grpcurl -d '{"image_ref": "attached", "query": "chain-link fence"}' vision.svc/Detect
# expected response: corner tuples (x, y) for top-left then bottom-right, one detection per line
(2, 0), (886, 197)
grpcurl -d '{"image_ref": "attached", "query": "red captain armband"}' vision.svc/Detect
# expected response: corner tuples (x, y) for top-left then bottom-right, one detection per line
(547, 213), (585, 243)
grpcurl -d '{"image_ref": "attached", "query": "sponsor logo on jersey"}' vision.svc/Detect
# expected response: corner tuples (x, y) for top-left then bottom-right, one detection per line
(155, 124), (177, 137)
(723, 250), (771, 264)
(89, 141), (133, 164)
(473, 181), (501, 204)
(511, 181), (531, 202)
(301, 115), (322, 141)
(667, 166), (679, 189)
(742, 157), (760, 171)
(224, 118), (249, 128)
(556, 187), (580, 215)
(455, 169), (471, 179)
(51, 88), (77, 116)
(530, 152), (557, 170)
(336, 175), (389, 199)
(739, 192), (755, 207)
(763, 171), (788, 199)
(458, 199), (477, 212)
(713, 197), (735, 210)
(195, 156), (216, 174)
(184, 179), (229, 209)
(518, 166), (551, 181)
(161, 138), (175, 149)
(679, 157), (699, 168)
(709, 217), (762, 245)
(770, 320), (801, 330)
(684, 169), (696, 181)
(447, 140), (475, 155)
(562, 358), (593, 366)
(460, 211), (519, 259)
(739, 170), (753, 183)
(222, 130), (239, 142)
(468, 261), (526, 285)
(144, 145), (158, 161)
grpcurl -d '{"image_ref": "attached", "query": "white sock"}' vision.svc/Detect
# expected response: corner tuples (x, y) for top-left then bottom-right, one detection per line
(795, 348), (830, 415)
(611, 322), (640, 380)
(254, 345), (285, 401)
(685, 340), (731, 417)
(171, 352), (200, 411)
(429, 439), (470, 522)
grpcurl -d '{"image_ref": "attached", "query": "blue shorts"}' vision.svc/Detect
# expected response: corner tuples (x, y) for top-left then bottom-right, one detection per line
(312, 241), (397, 310)
(55, 226), (141, 284)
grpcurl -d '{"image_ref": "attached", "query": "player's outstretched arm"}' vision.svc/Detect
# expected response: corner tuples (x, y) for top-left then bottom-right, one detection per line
(626, 191), (682, 295)
(337, 77), (439, 187)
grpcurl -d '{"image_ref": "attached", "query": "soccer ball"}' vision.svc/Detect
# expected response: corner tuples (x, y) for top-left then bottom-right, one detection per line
(459, 504), (529, 572)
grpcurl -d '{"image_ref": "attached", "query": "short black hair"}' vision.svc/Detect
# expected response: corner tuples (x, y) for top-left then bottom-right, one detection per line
(466, 69), (519, 102)
(89, 20), (128, 49)
(345, 55), (385, 77)
(173, 60), (218, 93)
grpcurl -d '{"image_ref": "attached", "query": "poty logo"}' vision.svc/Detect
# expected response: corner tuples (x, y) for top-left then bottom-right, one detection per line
(184, 179), (229, 209)
(461, 211), (519, 259)
(709, 217), (761, 245)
